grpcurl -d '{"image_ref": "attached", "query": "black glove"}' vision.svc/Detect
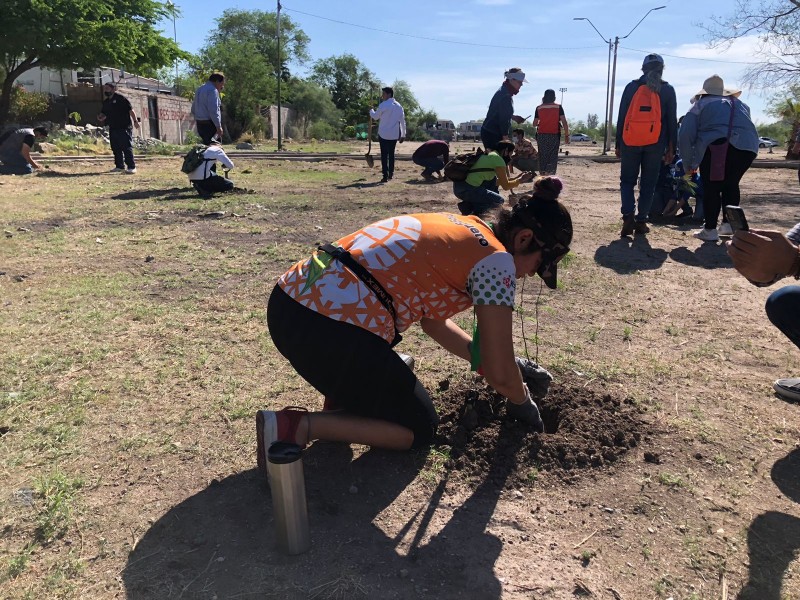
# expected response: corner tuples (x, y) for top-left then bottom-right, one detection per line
(515, 357), (552, 400)
(506, 387), (544, 433)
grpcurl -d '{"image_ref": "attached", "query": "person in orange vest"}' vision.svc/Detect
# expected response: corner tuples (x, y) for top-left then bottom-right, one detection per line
(256, 179), (573, 461)
(532, 89), (569, 175)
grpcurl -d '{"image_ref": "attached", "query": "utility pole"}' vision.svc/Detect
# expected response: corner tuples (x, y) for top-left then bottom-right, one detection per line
(574, 6), (665, 156)
(559, 87), (568, 104)
(276, 0), (283, 151)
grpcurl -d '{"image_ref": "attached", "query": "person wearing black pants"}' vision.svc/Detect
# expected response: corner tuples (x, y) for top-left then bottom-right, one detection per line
(699, 142), (756, 231)
(678, 75), (760, 242)
(97, 82), (140, 174)
(369, 87), (406, 183)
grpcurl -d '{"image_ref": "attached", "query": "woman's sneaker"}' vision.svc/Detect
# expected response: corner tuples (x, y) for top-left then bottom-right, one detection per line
(256, 408), (308, 478)
(718, 222), (733, 236)
(693, 228), (719, 242)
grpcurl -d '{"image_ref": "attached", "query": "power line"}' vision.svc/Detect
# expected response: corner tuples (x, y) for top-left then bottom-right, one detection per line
(282, 4), (601, 52)
(621, 45), (762, 65)
(283, 3), (767, 66)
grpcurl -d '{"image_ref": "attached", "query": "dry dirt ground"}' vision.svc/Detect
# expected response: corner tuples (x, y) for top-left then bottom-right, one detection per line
(2, 144), (800, 599)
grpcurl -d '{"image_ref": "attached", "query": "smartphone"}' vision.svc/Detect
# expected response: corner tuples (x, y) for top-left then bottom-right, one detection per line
(724, 205), (749, 232)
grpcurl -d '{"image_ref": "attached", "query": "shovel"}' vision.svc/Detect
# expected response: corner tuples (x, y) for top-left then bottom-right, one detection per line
(365, 117), (375, 168)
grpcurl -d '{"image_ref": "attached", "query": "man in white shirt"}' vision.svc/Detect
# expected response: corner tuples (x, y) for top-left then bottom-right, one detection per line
(192, 73), (225, 144)
(369, 86), (406, 183)
(187, 141), (235, 197)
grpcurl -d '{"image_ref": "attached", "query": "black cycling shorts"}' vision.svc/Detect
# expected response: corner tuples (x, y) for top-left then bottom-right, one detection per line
(266, 285), (438, 448)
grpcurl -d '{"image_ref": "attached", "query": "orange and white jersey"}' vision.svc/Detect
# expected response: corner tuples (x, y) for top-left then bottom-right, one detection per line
(278, 213), (517, 343)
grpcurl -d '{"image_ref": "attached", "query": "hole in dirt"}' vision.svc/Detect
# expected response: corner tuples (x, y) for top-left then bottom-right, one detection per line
(433, 372), (650, 488)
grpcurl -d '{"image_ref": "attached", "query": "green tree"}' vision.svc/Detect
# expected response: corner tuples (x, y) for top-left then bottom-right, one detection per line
(312, 54), (380, 126)
(587, 113), (599, 129)
(195, 9), (309, 140)
(287, 79), (341, 139)
(0, 0), (185, 125)
(704, 1), (800, 88)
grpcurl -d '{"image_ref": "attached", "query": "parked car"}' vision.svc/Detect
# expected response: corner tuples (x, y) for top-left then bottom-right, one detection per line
(570, 133), (592, 142)
(758, 136), (780, 148)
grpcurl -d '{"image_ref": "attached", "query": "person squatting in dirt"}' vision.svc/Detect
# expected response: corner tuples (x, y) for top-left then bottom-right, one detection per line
(509, 128), (538, 174)
(186, 141), (235, 197)
(727, 219), (800, 403)
(453, 140), (535, 218)
(257, 176), (572, 466)
(0, 126), (48, 175)
(411, 139), (449, 181)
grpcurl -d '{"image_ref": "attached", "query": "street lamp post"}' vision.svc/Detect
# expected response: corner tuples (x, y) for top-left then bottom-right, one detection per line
(559, 87), (568, 104)
(574, 6), (665, 155)
(166, 1), (181, 144)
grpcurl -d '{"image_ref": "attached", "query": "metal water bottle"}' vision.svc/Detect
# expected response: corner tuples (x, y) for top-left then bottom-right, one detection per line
(397, 353), (415, 371)
(267, 441), (310, 555)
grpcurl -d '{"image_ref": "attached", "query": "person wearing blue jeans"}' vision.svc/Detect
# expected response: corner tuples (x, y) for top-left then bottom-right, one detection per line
(452, 141), (533, 218)
(0, 126), (48, 175)
(728, 222), (800, 402)
(412, 139), (449, 180)
(615, 54), (678, 237)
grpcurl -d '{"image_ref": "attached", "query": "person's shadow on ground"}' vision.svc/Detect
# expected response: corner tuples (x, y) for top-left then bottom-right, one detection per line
(335, 178), (387, 190)
(738, 448), (800, 599)
(594, 235), (669, 274)
(668, 240), (732, 270)
(122, 424), (522, 599)
(111, 187), (198, 201)
(37, 170), (110, 178)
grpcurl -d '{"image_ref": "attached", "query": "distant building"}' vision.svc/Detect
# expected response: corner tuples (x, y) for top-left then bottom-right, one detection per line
(422, 119), (456, 141)
(458, 120), (483, 141)
(13, 66), (192, 144)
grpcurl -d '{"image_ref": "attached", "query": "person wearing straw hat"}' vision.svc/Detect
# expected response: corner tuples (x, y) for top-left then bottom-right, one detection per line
(481, 68), (529, 151)
(678, 74), (759, 242)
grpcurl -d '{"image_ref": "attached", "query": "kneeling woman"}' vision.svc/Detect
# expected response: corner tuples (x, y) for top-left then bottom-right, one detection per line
(258, 176), (572, 467)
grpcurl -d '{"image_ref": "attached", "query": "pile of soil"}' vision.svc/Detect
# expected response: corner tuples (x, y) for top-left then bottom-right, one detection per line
(434, 373), (649, 488)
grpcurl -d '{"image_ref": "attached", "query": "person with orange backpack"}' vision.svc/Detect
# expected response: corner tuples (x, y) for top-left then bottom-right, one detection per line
(615, 53), (678, 237)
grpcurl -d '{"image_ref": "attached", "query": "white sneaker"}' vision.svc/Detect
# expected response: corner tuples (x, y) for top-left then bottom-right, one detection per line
(110, 167), (124, 173)
(718, 222), (733, 236)
(693, 228), (719, 242)
(124, 167), (137, 174)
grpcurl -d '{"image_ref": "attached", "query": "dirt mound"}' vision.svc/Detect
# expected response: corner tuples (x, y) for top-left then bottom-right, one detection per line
(434, 373), (649, 488)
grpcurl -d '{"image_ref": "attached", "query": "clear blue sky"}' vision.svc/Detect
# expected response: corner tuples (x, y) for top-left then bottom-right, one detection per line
(162, 0), (776, 128)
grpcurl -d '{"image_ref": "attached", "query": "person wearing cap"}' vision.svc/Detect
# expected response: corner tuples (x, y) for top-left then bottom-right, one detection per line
(186, 140), (235, 198)
(193, 73), (225, 144)
(369, 86), (407, 183)
(255, 176), (572, 461)
(481, 68), (528, 151)
(533, 89), (570, 175)
(453, 140), (535, 218)
(679, 75), (759, 242)
(97, 82), (140, 174)
(0, 126), (48, 175)
(615, 53), (678, 237)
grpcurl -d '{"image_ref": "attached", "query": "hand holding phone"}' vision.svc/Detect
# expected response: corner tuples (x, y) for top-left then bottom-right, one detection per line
(724, 205), (749, 232)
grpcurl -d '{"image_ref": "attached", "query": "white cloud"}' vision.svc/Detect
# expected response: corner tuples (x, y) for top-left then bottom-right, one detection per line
(405, 34), (777, 127)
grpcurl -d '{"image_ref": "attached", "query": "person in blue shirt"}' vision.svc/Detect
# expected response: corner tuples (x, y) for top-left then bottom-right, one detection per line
(678, 75), (759, 242)
(481, 68), (528, 151)
(193, 73), (225, 144)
